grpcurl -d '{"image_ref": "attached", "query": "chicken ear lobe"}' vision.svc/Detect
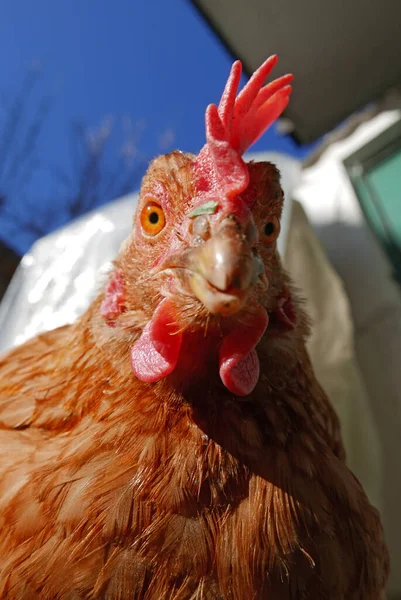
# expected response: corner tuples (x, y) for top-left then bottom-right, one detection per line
(100, 270), (126, 325)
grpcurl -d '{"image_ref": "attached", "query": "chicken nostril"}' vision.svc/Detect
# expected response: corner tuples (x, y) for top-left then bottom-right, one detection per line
(231, 275), (242, 290)
(192, 215), (210, 241)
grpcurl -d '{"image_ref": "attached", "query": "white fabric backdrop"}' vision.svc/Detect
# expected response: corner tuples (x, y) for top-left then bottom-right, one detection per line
(294, 113), (401, 598)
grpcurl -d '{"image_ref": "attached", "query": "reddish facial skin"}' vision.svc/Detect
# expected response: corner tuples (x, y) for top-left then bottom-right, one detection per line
(105, 153), (291, 396)
(108, 51), (295, 394)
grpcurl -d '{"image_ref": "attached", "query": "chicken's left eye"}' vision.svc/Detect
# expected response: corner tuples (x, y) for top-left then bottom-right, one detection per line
(140, 202), (166, 236)
(262, 216), (280, 245)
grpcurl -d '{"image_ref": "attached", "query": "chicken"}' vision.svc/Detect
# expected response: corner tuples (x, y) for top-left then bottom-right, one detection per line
(0, 56), (389, 599)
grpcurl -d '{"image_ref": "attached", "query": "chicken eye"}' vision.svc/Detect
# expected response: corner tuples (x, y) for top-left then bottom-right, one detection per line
(263, 216), (280, 244)
(140, 201), (166, 236)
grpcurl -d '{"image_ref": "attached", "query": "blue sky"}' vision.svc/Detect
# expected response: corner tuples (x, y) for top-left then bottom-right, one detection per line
(0, 0), (311, 255)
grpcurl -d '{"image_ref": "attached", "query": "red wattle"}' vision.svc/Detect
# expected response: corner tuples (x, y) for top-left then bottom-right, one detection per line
(130, 299), (182, 383)
(219, 306), (268, 396)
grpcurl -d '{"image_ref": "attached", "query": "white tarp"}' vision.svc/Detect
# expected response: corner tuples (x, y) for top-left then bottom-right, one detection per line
(294, 112), (401, 597)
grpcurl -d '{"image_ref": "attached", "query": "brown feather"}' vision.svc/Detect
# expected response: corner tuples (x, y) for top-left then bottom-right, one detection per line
(0, 152), (389, 598)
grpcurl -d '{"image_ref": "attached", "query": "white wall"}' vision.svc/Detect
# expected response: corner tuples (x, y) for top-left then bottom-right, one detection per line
(294, 111), (401, 598)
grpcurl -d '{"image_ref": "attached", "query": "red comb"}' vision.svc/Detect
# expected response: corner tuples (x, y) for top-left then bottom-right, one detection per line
(194, 56), (292, 205)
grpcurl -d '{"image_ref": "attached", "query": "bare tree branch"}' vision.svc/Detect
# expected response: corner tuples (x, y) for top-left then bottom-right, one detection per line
(0, 70), (162, 256)
(4, 93), (52, 195)
(0, 66), (41, 186)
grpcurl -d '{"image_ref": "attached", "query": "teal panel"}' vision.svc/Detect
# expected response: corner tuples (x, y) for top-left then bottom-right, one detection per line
(366, 148), (401, 245)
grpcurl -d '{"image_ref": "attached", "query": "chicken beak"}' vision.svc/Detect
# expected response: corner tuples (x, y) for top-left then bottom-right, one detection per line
(187, 216), (266, 317)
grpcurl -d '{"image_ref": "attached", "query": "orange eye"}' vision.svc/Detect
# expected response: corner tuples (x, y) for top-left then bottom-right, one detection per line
(263, 216), (280, 245)
(140, 201), (166, 236)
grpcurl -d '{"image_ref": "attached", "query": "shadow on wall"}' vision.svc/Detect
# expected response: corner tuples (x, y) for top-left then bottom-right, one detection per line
(315, 220), (401, 599)
(0, 241), (20, 302)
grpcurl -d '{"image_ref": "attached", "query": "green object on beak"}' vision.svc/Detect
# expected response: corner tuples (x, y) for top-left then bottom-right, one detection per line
(188, 201), (219, 218)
